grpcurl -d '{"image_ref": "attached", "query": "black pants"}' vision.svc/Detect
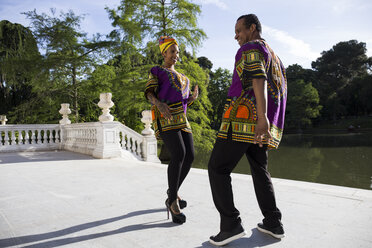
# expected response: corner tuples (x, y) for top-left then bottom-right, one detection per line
(160, 130), (194, 204)
(208, 131), (282, 231)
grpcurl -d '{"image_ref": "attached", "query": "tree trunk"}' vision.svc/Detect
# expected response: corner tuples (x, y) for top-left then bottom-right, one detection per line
(161, 0), (167, 35)
(72, 66), (79, 122)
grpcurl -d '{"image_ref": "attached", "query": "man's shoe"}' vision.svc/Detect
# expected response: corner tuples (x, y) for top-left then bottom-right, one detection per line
(209, 224), (246, 246)
(257, 223), (285, 239)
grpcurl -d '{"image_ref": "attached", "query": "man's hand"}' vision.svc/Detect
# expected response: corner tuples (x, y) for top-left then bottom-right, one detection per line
(254, 116), (272, 147)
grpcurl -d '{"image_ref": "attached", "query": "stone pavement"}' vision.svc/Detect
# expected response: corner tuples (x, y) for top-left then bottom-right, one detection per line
(1, 151), (372, 248)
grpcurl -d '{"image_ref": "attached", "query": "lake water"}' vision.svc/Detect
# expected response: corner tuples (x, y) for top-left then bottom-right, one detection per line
(192, 132), (372, 190)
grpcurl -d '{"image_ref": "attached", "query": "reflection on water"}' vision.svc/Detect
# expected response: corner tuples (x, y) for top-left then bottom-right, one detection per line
(193, 133), (372, 190)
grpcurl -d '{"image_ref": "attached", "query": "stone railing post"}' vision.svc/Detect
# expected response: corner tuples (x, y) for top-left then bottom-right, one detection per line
(141, 110), (160, 163)
(0, 115), (8, 125)
(92, 122), (122, 159)
(98, 93), (114, 122)
(59, 103), (71, 150)
(91, 94), (121, 158)
(59, 104), (71, 125)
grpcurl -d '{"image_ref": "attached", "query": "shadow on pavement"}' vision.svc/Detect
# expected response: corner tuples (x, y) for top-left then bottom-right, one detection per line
(0, 151), (95, 164)
(0, 208), (171, 247)
(197, 228), (281, 248)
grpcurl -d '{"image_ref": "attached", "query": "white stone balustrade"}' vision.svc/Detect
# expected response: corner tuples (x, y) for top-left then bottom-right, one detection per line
(0, 93), (160, 162)
(0, 124), (61, 152)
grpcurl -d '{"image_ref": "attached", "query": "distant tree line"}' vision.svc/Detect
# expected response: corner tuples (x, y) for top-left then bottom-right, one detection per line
(1, 0), (371, 155)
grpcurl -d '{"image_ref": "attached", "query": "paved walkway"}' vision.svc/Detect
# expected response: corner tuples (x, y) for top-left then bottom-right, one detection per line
(1, 151), (372, 248)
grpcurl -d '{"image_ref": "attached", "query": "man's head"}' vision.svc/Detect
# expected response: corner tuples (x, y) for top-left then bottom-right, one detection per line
(235, 14), (262, 47)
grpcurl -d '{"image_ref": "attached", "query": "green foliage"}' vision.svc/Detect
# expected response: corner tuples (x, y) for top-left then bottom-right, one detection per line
(0, 20), (40, 118)
(285, 79), (322, 129)
(208, 68), (232, 130)
(106, 0), (207, 52)
(177, 55), (215, 152)
(197, 56), (213, 70)
(311, 40), (371, 120)
(21, 9), (113, 123)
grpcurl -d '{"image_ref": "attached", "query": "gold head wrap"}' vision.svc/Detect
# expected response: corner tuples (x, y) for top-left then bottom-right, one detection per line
(159, 36), (178, 54)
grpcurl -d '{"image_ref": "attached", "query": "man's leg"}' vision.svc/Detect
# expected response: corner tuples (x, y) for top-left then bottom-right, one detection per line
(245, 144), (284, 238)
(208, 138), (248, 231)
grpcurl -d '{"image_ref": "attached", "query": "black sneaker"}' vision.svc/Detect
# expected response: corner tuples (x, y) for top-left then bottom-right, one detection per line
(209, 224), (247, 246)
(257, 223), (285, 239)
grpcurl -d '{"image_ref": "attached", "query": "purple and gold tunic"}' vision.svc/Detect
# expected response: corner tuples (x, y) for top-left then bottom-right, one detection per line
(217, 40), (287, 149)
(145, 66), (193, 139)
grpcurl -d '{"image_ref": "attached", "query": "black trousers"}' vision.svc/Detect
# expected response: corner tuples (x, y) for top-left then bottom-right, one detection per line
(160, 130), (194, 204)
(208, 130), (282, 231)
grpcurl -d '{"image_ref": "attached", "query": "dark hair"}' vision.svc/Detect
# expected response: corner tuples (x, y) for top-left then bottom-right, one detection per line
(237, 14), (262, 34)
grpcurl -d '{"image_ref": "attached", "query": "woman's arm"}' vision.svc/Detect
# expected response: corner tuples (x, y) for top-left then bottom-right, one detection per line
(146, 91), (173, 120)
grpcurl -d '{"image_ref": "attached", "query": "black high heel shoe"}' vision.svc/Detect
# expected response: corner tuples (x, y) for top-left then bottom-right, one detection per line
(165, 199), (186, 224)
(166, 189), (187, 209)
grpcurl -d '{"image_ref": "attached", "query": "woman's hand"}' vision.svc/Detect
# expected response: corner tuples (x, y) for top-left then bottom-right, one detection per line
(188, 85), (199, 103)
(193, 85), (199, 99)
(157, 102), (173, 120)
(146, 91), (173, 120)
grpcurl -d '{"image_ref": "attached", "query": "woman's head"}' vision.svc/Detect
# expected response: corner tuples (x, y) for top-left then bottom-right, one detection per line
(159, 36), (179, 66)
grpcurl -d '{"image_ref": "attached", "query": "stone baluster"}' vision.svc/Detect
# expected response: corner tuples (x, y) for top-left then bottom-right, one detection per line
(0, 115), (7, 125)
(24, 130), (30, 144)
(98, 93), (114, 122)
(11, 131), (17, 145)
(135, 140), (141, 156)
(59, 103), (71, 125)
(18, 131), (22, 145)
(36, 129), (42, 144)
(4, 131), (9, 146)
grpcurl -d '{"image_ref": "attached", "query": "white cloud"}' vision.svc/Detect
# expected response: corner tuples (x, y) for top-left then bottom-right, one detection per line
(331, 0), (354, 14)
(263, 25), (319, 62)
(194, 0), (228, 10)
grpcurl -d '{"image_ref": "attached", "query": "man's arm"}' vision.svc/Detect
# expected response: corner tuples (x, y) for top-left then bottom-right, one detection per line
(252, 78), (272, 147)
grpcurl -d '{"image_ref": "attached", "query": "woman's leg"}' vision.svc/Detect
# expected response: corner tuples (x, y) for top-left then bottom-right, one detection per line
(177, 131), (194, 189)
(160, 130), (186, 204)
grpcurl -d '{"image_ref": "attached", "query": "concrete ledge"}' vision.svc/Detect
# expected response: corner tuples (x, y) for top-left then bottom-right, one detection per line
(1, 151), (372, 248)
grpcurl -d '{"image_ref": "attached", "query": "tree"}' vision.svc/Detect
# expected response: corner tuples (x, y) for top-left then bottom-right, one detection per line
(177, 55), (215, 153)
(0, 20), (40, 119)
(105, 0), (215, 154)
(286, 64), (316, 85)
(208, 68), (232, 130)
(22, 8), (113, 122)
(106, 0), (206, 52)
(285, 79), (322, 130)
(197, 56), (213, 70)
(311, 40), (370, 120)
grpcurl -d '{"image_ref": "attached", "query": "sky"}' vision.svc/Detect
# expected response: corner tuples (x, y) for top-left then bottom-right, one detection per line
(1, 0), (372, 71)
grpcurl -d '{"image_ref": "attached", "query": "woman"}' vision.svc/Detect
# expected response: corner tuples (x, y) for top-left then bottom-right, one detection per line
(144, 36), (198, 224)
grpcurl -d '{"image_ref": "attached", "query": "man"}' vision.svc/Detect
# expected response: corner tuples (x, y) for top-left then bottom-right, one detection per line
(208, 14), (287, 246)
